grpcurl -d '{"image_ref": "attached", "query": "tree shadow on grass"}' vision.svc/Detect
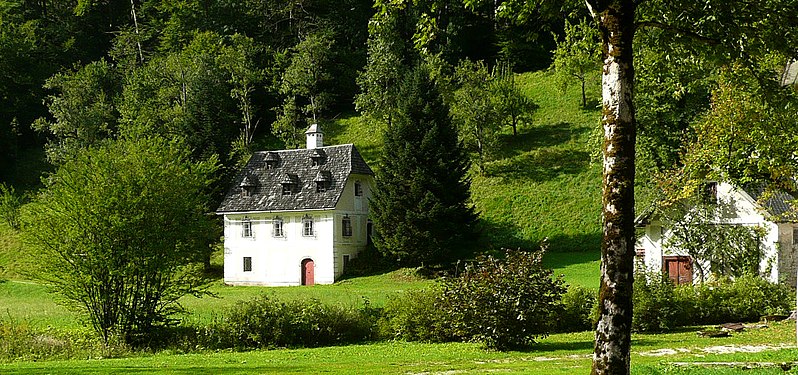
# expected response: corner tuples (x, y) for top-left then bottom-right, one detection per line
(494, 122), (591, 159)
(528, 339), (595, 353)
(485, 148), (590, 182)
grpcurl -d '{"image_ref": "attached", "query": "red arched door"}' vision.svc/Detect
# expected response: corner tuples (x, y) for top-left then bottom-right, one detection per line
(301, 258), (315, 286)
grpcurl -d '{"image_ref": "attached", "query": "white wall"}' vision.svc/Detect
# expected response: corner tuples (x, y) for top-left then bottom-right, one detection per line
(223, 212), (335, 286)
(637, 182), (783, 284)
(221, 173), (375, 286)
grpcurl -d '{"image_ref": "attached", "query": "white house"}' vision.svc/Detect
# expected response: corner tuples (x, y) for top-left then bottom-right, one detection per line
(635, 182), (798, 287)
(216, 124), (375, 286)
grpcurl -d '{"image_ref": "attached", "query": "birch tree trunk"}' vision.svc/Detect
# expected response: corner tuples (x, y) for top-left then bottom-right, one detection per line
(587, 1), (637, 374)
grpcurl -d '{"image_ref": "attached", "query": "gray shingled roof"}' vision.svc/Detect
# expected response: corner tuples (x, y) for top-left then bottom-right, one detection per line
(742, 184), (798, 220)
(217, 144), (374, 213)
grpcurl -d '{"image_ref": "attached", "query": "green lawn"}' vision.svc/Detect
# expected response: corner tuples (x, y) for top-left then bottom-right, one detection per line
(1, 322), (796, 374)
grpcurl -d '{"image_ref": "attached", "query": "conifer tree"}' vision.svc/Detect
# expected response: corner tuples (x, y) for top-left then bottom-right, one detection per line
(371, 66), (478, 267)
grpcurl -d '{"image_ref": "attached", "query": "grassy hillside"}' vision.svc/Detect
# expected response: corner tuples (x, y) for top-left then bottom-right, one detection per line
(0, 70), (601, 288)
(327, 70), (603, 288)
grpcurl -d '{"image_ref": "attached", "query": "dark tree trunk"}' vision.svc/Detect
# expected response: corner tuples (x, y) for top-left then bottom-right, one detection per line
(587, 1), (637, 374)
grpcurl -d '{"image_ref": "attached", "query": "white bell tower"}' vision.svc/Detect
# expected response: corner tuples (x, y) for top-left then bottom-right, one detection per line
(305, 123), (323, 149)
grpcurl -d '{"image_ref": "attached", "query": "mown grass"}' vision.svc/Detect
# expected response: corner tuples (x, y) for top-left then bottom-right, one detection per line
(0, 321), (795, 374)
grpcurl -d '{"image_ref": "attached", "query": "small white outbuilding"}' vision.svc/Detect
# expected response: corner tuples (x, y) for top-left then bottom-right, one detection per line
(635, 182), (798, 287)
(216, 124), (375, 286)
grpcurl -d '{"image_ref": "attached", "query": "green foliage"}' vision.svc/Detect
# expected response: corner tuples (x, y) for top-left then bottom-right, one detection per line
(451, 60), (501, 174)
(273, 29), (337, 148)
(378, 287), (445, 342)
(371, 66), (478, 267)
(437, 249), (566, 350)
(0, 184), (24, 231)
(0, 318), (114, 362)
(23, 137), (219, 346)
(551, 18), (600, 108)
(557, 285), (597, 333)
(32, 59), (122, 164)
(202, 295), (378, 349)
(118, 32), (243, 166)
(633, 272), (793, 332)
(633, 271), (680, 333)
(678, 66), (798, 192)
(355, 6), (416, 125)
(491, 62), (537, 136)
(683, 275), (793, 325)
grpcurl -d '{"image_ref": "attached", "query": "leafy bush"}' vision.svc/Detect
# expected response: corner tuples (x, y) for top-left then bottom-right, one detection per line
(632, 272), (793, 332)
(557, 285), (597, 332)
(0, 318), (115, 361)
(633, 271), (680, 332)
(202, 295), (378, 349)
(683, 274), (792, 325)
(436, 249), (566, 350)
(378, 287), (445, 342)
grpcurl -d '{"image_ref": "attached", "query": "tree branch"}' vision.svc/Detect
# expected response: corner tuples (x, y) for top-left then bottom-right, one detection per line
(636, 20), (720, 46)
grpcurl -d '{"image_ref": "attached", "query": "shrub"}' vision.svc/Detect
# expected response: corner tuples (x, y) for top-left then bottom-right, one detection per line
(0, 318), (114, 361)
(202, 295), (378, 350)
(436, 249), (566, 350)
(378, 287), (445, 342)
(557, 285), (597, 332)
(633, 271), (680, 332)
(683, 274), (792, 325)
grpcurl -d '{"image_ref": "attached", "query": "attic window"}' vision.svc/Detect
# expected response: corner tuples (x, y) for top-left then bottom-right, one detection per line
(701, 182), (718, 204)
(280, 173), (296, 195)
(264, 152), (279, 169)
(310, 149), (326, 167)
(315, 170), (331, 193)
(240, 175), (257, 197)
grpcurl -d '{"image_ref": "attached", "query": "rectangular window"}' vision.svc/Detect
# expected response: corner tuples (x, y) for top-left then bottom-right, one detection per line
(273, 217), (284, 237)
(342, 216), (353, 237)
(303, 216), (314, 237)
(354, 182), (363, 196)
(243, 257), (252, 272)
(343, 255), (350, 271)
(316, 182), (327, 193)
(282, 184), (292, 195)
(242, 219), (253, 238)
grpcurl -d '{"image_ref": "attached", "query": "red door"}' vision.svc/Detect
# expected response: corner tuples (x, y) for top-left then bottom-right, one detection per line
(301, 258), (315, 286)
(663, 256), (692, 285)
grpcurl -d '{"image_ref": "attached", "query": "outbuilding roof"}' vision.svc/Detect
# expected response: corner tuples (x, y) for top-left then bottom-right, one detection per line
(216, 144), (373, 214)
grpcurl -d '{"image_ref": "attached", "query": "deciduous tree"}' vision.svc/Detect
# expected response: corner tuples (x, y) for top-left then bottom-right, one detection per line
(23, 137), (218, 345)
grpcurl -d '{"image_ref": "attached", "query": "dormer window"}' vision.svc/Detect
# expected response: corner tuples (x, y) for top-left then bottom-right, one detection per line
(264, 152), (279, 169)
(280, 173), (296, 195)
(310, 148), (325, 167)
(240, 175), (257, 197)
(315, 170), (331, 193)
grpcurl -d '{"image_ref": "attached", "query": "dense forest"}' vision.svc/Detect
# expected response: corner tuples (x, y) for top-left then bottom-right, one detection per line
(0, 0), (574, 185)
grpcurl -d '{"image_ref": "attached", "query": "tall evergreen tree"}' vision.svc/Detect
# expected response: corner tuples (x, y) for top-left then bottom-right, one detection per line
(371, 66), (478, 267)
